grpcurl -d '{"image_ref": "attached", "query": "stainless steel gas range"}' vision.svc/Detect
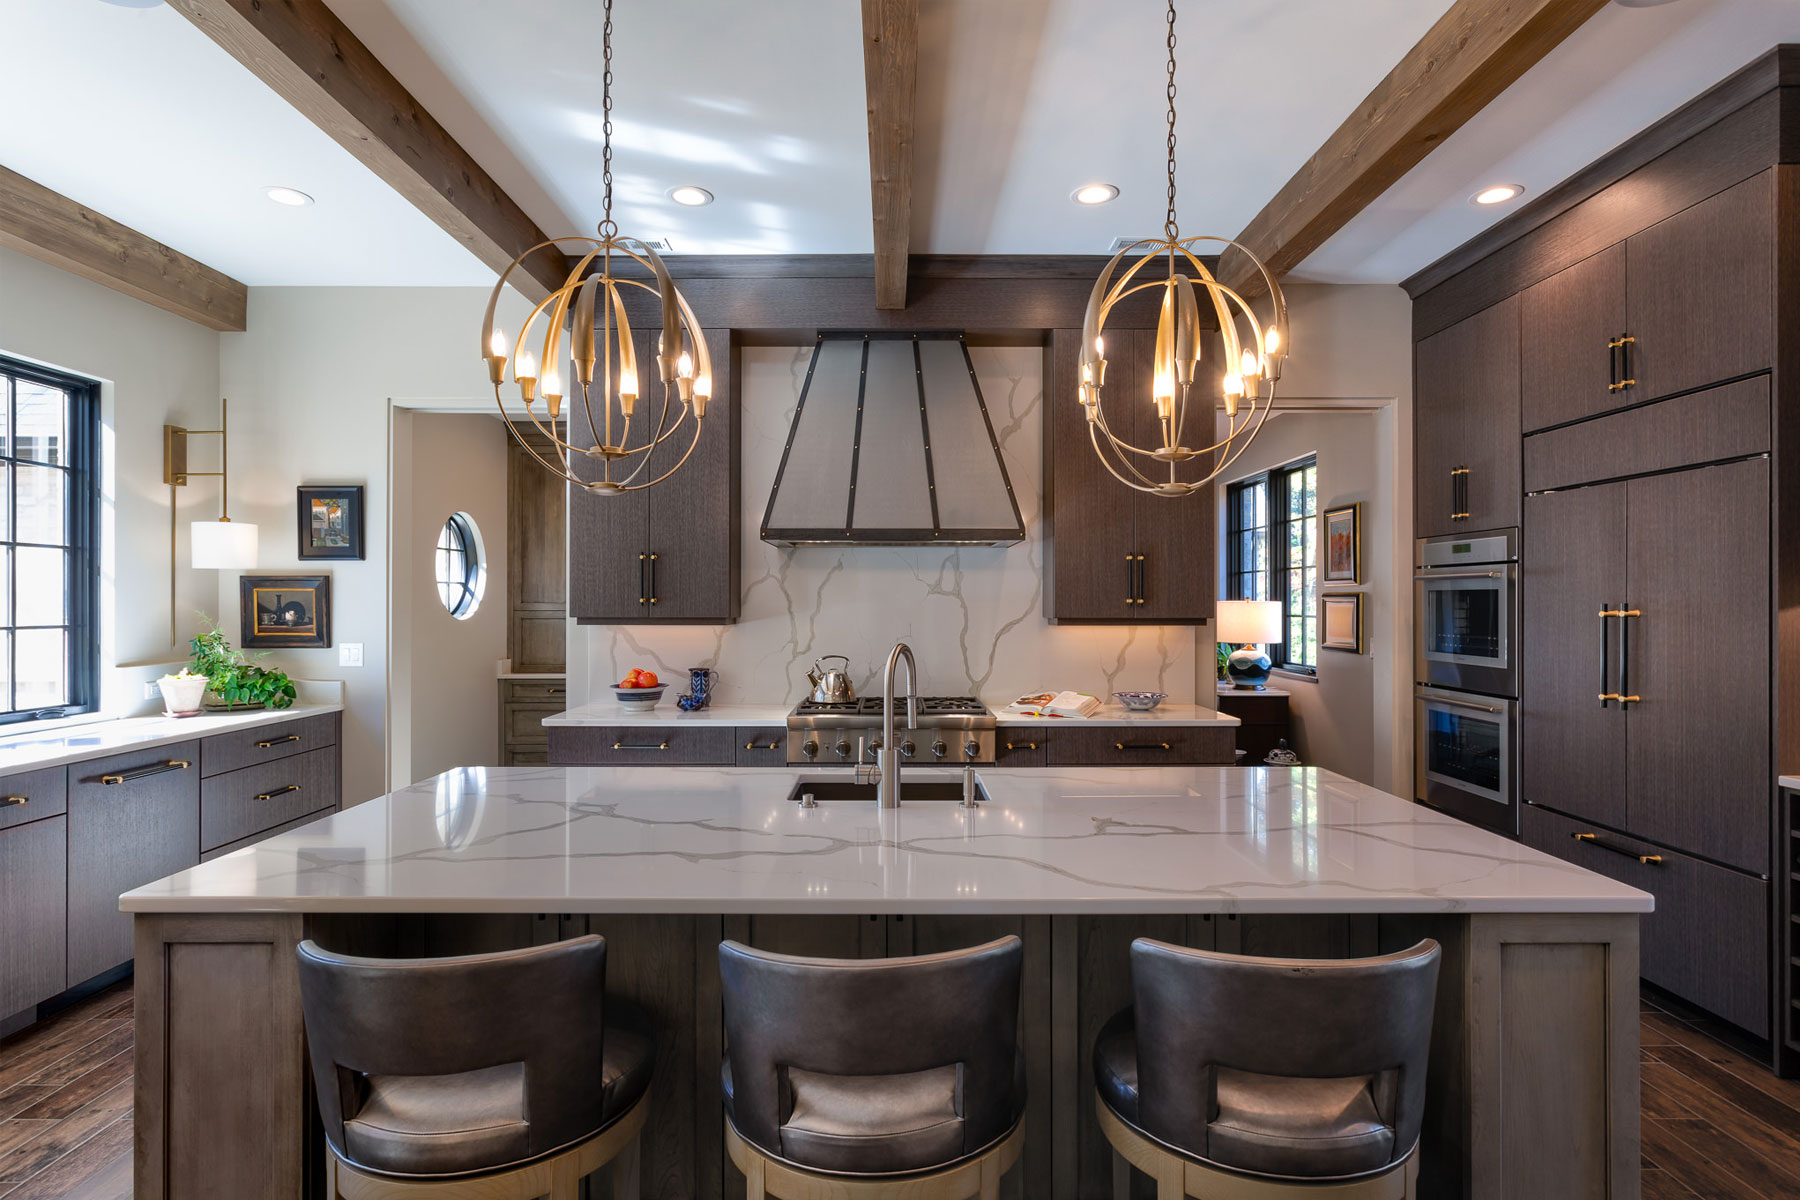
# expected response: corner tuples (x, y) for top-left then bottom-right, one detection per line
(785, 696), (996, 765)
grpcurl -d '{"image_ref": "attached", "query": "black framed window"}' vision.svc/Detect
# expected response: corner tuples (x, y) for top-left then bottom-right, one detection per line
(435, 512), (483, 619)
(0, 356), (100, 724)
(1225, 454), (1318, 673)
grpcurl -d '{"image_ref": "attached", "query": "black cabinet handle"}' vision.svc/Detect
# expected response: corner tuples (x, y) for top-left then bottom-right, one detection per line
(101, 759), (191, 785)
(1619, 605), (1640, 707)
(612, 741), (670, 751)
(744, 740), (782, 751)
(1597, 603), (1615, 707)
(1124, 553), (1134, 606)
(648, 553), (659, 606)
(1005, 741), (1039, 751)
(255, 734), (301, 749)
(1617, 335), (1635, 392)
(1134, 555), (1146, 606)
(255, 784), (301, 802)
(1572, 832), (1661, 865)
(1115, 742), (1172, 751)
(548, 687), (565, 696)
(638, 553), (649, 605)
(1450, 467), (1470, 521)
(0, 795), (26, 808)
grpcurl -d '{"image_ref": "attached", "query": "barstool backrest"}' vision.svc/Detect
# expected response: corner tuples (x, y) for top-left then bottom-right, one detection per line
(1130, 937), (1440, 1166)
(719, 936), (1023, 1164)
(296, 935), (609, 1166)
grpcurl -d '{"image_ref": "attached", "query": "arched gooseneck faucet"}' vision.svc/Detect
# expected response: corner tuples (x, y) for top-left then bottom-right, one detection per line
(877, 642), (918, 808)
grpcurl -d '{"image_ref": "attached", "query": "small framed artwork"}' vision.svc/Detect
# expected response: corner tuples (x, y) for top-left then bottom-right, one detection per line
(297, 485), (364, 560)
(241, 575), (332, 648)
(1323, 502), (1360, 584)
(1321, 593), (1364, 654)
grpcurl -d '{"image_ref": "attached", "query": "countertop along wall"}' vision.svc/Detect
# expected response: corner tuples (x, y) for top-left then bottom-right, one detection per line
(568, 344), (1201, 710)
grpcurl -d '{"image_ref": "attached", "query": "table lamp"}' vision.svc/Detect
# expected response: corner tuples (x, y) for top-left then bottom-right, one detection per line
(1216, 600), (1284, 689)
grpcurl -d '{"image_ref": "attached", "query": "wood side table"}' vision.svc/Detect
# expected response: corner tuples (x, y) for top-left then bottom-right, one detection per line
(1214, 683), (1292, 766)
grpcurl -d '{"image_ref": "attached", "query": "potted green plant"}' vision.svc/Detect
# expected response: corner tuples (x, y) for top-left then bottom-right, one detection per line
(189, 620), (297, 710)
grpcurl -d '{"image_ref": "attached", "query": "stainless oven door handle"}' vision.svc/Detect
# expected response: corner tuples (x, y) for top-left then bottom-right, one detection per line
(1413, 570), (1503, 580)
(1423, 695), (1503, 714)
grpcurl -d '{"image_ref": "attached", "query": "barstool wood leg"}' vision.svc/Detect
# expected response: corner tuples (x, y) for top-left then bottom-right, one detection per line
(743, 1147), (766, 1200)
(602, 1130), (641, 1200)
(1112, 1151), (1132, 1200)
(1154, 1157), (1184, 1200)
(978, 1152), (1002, 1200)
(549, 1153), (580, 1200)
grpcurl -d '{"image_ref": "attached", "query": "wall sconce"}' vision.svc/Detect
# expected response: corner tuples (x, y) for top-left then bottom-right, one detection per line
(165, 398), (258, 645)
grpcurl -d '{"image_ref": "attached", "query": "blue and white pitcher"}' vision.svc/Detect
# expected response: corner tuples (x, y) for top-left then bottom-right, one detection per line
(677, 667), (718, 712)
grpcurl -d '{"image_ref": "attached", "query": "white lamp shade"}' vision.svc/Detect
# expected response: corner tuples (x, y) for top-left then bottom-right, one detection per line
(1216, 599), (1283, 644)
(191, 520), (258, 569)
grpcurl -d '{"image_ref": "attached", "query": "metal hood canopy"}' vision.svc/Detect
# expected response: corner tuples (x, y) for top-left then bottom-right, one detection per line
(761, 333), (1025, 547)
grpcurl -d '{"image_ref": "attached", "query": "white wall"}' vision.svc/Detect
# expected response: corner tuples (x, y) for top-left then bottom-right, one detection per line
(218, 285), (529, 803)
(1211, 284), (1413, 792)
(0, 246), (222, 710)
(398, 412), (509, 783)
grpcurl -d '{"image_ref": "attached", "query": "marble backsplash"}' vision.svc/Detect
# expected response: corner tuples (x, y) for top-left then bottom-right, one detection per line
(575, 345), (1200, 707)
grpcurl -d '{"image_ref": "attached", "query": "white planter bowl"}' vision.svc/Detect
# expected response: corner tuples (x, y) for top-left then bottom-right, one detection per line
(158, 674), (210, 715)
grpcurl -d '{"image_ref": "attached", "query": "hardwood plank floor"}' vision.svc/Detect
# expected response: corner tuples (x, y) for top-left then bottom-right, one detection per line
(0, 981), (1791, 1197)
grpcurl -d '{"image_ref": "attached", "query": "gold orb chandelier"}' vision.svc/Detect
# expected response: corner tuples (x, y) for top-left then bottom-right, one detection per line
(479, 0), (712, 496)
(1078, 0), (1290, 499)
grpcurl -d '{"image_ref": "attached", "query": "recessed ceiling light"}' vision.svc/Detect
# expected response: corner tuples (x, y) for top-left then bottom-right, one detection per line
(264, 186), (314, 207)
(1471, 184), (1524, 206)
(1072, 183), (1120, 206)
(668, 185), (714, 207)
(97, 0), (163, 8)
(1612, 0), (1682, 7)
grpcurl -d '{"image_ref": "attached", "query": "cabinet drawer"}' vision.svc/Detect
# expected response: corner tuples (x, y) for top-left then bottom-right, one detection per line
(503, 704), (559, 746)
(202, 712), (339, 777)
(548, 725), (737, 766)
(201, 805), (336, 863)
(735, 728), (788, 766)
(1523, 376), (1769, 493)
(502, 680), (568, 704)
(0, 764), (66, 832)
(201, 745), (340, 853)
(994, 735), (1048, 767)
(1047, 726), (1236, 766)
(1523, 804), (1769, 1037)
(1, 815), (66, 1017)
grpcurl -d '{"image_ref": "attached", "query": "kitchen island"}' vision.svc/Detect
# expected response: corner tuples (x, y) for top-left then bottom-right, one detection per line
(126, 764), (1647, 1200)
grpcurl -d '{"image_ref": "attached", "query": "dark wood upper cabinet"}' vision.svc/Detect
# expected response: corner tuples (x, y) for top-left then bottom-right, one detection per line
(1520, 244), (1625, 433)
(1044, 328), (1213, 625)
(569, 328), (739, 625)
(1414, 296), (1521, 539)
(1625, 172), (1774, 402)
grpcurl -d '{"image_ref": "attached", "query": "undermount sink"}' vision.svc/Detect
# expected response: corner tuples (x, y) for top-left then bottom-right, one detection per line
(785, 776), (989, 805)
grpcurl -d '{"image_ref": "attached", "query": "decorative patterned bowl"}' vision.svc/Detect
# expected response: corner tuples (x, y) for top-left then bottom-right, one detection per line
(611, 685), (666, 712)
(1112, 691), (1167, 712)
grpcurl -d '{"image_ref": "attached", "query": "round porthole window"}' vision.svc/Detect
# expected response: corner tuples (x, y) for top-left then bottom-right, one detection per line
(435, 512), (486, 619)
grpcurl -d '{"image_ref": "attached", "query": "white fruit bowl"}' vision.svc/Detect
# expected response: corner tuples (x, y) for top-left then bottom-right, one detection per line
(611, 685), (666, 712)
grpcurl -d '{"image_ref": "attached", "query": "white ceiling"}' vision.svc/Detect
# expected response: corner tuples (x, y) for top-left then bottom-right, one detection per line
(0, 0), (490, 285)
(1298, 0), (1800, 284)
(8, 0), (1800, 289)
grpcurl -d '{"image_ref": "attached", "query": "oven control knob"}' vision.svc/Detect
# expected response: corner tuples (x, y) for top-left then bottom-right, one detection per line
(901, 739), (916, 758)
(931, 739), (948, 759)
(833, 739), (852, 759)
(802, 740), (819, 759)
(964, 739), (980, 760)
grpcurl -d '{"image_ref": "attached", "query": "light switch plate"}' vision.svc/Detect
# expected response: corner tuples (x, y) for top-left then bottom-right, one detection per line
(339, 642), (364, 667)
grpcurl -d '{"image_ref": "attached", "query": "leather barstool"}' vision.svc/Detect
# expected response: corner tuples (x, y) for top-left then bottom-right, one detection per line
(296, 935), (655, 1200)
(1094, 938), (1440, 1200)
(718, 936), (1026, 1200)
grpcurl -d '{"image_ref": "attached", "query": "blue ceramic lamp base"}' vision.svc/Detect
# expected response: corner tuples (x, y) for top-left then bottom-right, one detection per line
(1225, 644), (1272, 690)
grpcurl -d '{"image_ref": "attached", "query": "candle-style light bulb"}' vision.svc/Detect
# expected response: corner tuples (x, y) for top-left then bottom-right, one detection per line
(543, 365), (561, 396)
(517, 348), (537, 379)
(677, 351), (695, 379)
(1152, 370), (1174, 401)
(619, 366), (639, 399)
(1240, 349), (1259, 377)
(1265, 326), (1281, 354)
(489, 328), (508, 358)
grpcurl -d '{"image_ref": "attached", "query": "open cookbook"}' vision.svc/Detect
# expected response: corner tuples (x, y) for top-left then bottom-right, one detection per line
(1000, 690), (1102, 718)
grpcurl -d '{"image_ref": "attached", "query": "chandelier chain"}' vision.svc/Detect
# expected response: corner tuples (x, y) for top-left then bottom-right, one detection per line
(1164, 0), (1178, 241)
(599, 0), (617, 239)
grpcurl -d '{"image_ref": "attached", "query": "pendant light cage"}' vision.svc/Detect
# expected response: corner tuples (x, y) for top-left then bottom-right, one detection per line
(1078, 0), (1291, 498)
(477, 0), (713, 496)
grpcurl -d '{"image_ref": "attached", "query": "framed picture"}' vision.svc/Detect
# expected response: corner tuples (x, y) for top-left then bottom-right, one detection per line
(241, 575), (332, 648)
(1323, 502), (1360, 584)
(297, 485), (364, 560)
(1322, 593), (1364, 653)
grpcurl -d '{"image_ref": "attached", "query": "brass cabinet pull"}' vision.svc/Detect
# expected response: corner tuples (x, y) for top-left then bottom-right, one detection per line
(1005, 741), (1038, 752)
(101, 759), (191, 785)
(1572, 831), (1661, 865)
(255, 734), (301, 749)
(0, 795), (26, 808)
(639, 553), (649, 605)
(1124, 553), (1134, 606)
(613, 741), (670, 751)
(1449, 467), (1470, 521)
(647, 553), (659, 605)
(744, 740), (782, 751)
(256, 784), (301, 802)
(1115, 742), (1172, 751)
(1607, 335), (1637, 392)
(1135, 555), (1146, 605)
(548, 688), (565, 696)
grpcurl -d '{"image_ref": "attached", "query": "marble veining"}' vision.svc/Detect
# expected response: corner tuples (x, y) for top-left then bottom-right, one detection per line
(578, 346), (1200, 709)
(121, 765), (1650, 916)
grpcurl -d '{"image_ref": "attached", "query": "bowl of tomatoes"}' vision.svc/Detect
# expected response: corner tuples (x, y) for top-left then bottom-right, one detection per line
(612, 668), (665, 711)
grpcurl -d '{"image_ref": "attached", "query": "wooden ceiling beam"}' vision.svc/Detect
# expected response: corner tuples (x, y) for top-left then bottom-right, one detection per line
(861, 0), (918, 310)
(1222, 0), (1611, 296)
(166, 0), (567, 301)
(0, 166), (247, 331)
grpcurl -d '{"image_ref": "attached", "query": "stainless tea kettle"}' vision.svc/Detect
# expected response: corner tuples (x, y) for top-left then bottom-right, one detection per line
(806, 655), (856, 703)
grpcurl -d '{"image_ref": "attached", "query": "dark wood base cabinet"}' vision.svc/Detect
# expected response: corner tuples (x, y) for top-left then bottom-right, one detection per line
(1407, 47), (1800, 1068)
(548, 725), (1239, 767)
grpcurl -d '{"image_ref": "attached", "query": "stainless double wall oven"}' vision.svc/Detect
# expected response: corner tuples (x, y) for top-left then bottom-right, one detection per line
(1414, 530), (1518, 835)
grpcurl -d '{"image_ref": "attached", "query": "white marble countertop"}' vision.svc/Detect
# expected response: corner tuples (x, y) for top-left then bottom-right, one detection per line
(543, 702), (1238, 728)
(0, 702), (344, 775)
(1780, 775), (1799, 791)
(1216, 683), (1292, 698)
(121, 764), (1650, 916)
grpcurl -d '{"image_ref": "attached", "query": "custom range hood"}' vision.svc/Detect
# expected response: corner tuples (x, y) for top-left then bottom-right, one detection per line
(761, 332), (1025, 546)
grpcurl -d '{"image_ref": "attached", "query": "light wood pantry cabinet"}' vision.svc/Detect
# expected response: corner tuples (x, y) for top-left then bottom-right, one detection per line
(501, 679), (565, 765)
(507, 427), (567, 673)
(1413, 296), (1520, 538)
(1044, 328), (1214, 623)
(568, 326), (739, 625)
